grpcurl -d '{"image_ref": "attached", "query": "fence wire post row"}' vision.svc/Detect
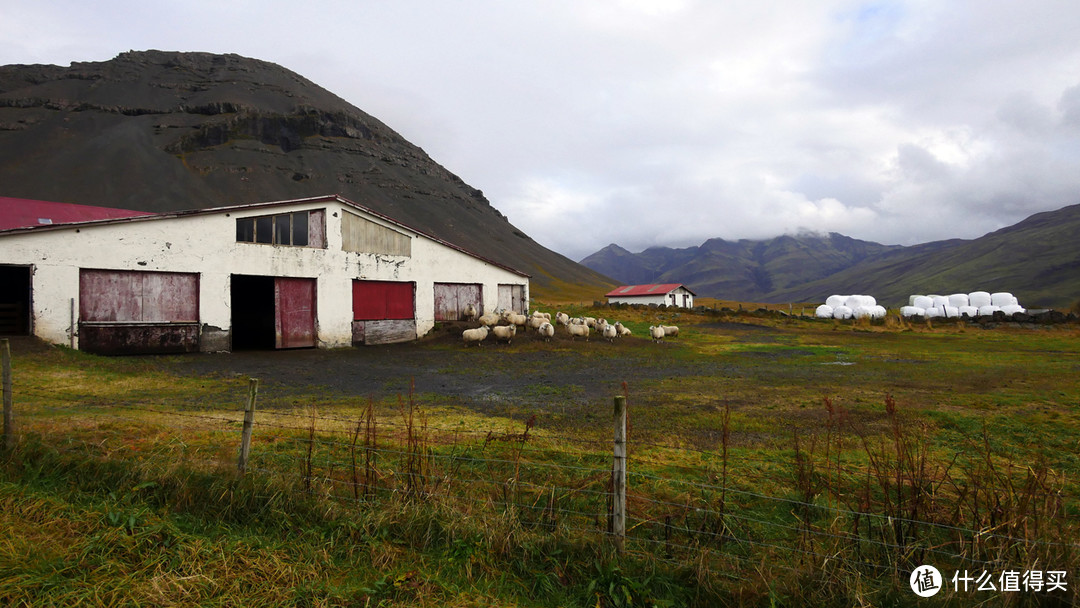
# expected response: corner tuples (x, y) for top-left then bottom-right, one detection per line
(2, 338), (12, 451)
(612, 395), (627, 553)
(237, 377), (258, 474)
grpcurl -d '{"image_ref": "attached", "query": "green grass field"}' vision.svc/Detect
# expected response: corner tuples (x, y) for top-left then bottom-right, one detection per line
(1, 307), (1078, 607)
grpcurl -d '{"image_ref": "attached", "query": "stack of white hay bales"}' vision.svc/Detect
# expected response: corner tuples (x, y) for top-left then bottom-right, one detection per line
(899, 291), (1025, 318)
(815, 295), (887, 320)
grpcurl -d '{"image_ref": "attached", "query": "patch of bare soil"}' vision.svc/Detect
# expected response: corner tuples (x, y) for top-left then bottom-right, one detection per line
(159, 323), (720, 418)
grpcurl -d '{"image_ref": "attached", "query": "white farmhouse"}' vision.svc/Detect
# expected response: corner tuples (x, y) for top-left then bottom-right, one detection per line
(605, 284), (696, 308)
(0, 194), (529, 354)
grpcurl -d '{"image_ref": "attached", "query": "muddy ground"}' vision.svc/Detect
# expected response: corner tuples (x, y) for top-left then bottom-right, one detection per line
(162, 321), (732, 416)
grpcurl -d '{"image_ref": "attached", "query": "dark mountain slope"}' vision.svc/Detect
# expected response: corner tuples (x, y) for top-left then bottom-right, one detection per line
(0, 50), (614, 295)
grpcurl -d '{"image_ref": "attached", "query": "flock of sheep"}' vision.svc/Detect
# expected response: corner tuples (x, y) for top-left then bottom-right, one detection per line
(460, 305), (679, 347)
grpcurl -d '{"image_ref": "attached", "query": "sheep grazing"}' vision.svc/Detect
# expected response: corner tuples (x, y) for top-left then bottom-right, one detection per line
(567, 323), (590, 341)
(555, 312), (570, 327)
(527, 315), (547, 331)
(462, 303), (478, 322)
(649, 325), (665, 343)
(583, 316), (598, 328)
(530, 310), (552, 321)
(501, 310), (528, 327)
(614, 322), (632, 337)
(462, 326), (489, 347)
(477, 311), (500, 327)
(491, 324), (517, 344)
(537, 321), (555, 341)
(602, 323), (617, 342)
(662, 325), (679, 338)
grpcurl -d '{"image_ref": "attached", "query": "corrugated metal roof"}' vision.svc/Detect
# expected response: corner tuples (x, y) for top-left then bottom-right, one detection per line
(0, 197), (153, 230)
(604, 283), (696, 297)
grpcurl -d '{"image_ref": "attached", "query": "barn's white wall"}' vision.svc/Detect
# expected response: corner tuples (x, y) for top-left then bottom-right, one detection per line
(0, 199), (528, 350)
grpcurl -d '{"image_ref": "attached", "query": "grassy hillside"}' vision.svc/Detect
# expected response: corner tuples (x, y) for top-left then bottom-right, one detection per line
(2, 311), (1078, 606)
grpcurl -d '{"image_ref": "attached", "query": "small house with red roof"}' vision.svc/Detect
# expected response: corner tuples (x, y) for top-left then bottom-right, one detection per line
(605, 283), (696, 308)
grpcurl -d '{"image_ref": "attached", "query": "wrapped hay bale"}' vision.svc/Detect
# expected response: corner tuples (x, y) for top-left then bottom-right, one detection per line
(932, 295), (950, 308)
(913, 295), (935, 310)
(991, 292), (1018, 307)
(948, 293), (969, 308)
(852, 306), (873, 319)
(925, 306), (944, 318)
(943, 305), (960, 318)
(815, 305), (834, 318)
(909, 295), (923, 306)
(959, 306), (979, 318)
(901, 306), (924, 317)
(1001, 304), (1026, 315)
(871, 305), (887, 318)
(969, 291), (992, 308)
(826, 295), (847, 309)
(832, 305), (853, 320)
(978, 305), (1002, 317)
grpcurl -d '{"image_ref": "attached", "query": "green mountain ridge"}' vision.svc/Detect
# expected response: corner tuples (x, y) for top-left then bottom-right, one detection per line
(582, 206), (1080, 309)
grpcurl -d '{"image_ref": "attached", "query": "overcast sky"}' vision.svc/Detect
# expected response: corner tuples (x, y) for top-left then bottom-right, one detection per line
(5, 1), (1080, 260)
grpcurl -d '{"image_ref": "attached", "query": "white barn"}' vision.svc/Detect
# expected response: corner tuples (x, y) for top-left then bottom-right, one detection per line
(606, 284), (696, 308)
(0, 194), (529, 354)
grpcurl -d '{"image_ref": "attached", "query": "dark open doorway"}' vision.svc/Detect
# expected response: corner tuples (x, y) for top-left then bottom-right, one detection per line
(0, 265), (32, 335)
(230, 274), (317, 350)
(230, 275), (275, 350)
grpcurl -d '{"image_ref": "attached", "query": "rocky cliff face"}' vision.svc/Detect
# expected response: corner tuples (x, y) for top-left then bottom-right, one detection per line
(0, 50), (613, 295)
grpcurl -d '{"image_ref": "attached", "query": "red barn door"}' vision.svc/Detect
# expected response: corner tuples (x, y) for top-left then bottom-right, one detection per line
(274, 277), (316, 349)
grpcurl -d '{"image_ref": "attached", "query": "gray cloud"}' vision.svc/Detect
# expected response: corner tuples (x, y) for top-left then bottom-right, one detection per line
(4, 0), (1080, 260)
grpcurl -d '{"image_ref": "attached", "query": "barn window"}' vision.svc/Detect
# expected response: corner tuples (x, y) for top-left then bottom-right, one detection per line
(236, 210), (323, 247)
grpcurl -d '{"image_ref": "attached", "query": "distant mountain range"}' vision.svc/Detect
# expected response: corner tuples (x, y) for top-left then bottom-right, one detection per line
(0, 50), (614, 298)
(580, 203), (1080, 309)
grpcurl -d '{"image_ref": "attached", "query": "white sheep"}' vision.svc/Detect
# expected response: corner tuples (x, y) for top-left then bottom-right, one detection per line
(614, 322), (632, 337)
(462, 326), (489, 347)
(602, 323), (617, 342)
(462, 303), (478, 322)
(555, 312), (570, 327)
(501, 310), (528, 327)
(649, 325), (665, 343)
(478, 311), (500, 327)
(662, 325), (679, 337)
(491, 324), (517, 344)
(537, 321), (555, 341)
(567, 323), (590, 341)
(527, 315), (547, 331)
(583, 316), (597, 328)
(530, 310), (552, 321)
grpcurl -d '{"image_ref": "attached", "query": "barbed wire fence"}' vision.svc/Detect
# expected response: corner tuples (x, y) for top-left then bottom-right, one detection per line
(3, 339), (1078, 591)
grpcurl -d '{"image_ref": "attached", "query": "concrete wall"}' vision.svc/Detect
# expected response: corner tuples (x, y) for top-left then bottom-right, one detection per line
(0, 198), (528, 350)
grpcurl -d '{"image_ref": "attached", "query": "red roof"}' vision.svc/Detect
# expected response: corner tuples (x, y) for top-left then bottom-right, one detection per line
(0, 197), (153, 230)
(605, 283), (696, 297)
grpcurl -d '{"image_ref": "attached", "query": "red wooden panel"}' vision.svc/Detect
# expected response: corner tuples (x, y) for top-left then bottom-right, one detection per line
(353, 280), (414, 321)
(80, 270), (198, 323)
(275, 277), (316, 349)
(80, 270), (141, 322)
(142, 272), (198, 322)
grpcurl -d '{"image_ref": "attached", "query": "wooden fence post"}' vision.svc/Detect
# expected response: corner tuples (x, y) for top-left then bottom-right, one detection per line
(612, 395), (627, 553)
(237, 377), (258, 474)
(3, 338), (12, 451)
